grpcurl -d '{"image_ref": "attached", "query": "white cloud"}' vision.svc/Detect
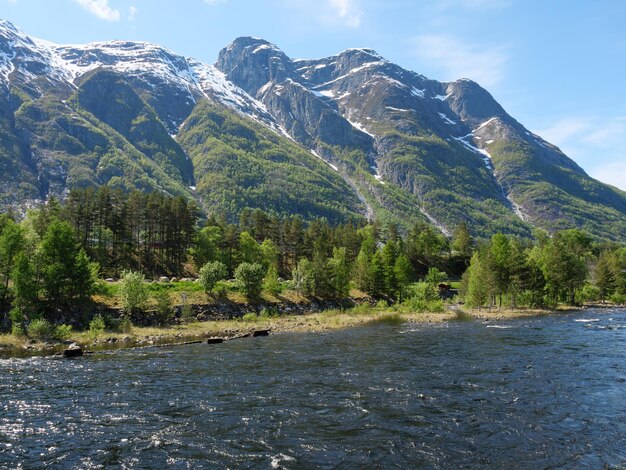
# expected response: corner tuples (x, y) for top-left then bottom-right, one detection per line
(72, 0), (120, 21)
(328, 0), (363, 28)
(128, 6), (138, 20)
(411, 34), (508, 87)
(534, 116), (626, 191)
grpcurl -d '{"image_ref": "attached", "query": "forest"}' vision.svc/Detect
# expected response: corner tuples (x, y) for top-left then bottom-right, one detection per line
(0, 187), (625, 339)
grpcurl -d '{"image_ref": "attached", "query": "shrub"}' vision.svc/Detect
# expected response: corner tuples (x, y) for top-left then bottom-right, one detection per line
(54, 324), (74, 340)
(12, 323), (25, 337)
(155, 291), (173, 325)
(88, 314), (106, 340)
(119, 316), (133, 334)
(242, 312), (257, 322)
(576, 284), (600, 303)
(235, 262), (266, 301)
(180, 304), (195, 324)
(375, 300), (389, 309)
(291, 258), (314, 295)
(27, 318), (55, 341)
(262, 266), (282, 296)
(9, 308), (25, 336)
(403, 297), (445, 313)
(199, 261), (227, 296)
(259, 307), (278, 319)
(351, 302), (375, 315)
(119, 271), (148, 314)
(407, 282), (440, 302)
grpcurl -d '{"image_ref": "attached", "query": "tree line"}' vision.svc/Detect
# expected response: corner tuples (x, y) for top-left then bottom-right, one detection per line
(463, 231), (626, 308)
(0, 187), (625, 335)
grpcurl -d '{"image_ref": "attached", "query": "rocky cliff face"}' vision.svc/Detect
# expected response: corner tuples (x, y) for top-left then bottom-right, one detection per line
(214, 37), (626, 240)
(1, 20), (625, 239)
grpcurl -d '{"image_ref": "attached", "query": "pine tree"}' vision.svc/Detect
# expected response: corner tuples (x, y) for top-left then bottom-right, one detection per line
(381, 240), (399, 298)
(393, 254), (413, 302)
(329, 247), (350, 297)
(352, 247), (374, 294)
(0, 219), (25, 303)
(11, 252), (39, 318)
(489, 233), (512, 307)
(594, 252), (616, 302)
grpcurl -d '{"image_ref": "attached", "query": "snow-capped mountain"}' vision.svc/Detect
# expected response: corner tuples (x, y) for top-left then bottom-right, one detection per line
(0, 20), (278, 133)
(1, 20), (625, 240)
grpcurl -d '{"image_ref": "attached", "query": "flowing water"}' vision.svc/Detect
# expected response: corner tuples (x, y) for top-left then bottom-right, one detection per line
(1, 308), (625, 469)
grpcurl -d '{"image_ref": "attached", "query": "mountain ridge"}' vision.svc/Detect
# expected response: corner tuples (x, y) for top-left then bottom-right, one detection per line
(1, 20), (625, 240)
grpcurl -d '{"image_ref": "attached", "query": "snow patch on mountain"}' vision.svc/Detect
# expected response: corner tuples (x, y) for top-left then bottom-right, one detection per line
(433, 93), (452, 101)
(420, 208), (450, 237)
(370, 165), (385, 184)
(310, 149), (338, 172)
(453, 134), (492, 168)
(438, 112), (456, 125)
(473, 117), (498, 132)
(410, 86), (425, 98)
(346, 118), (375, 138)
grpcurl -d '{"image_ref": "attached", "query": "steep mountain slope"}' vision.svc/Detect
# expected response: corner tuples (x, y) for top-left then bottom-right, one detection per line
(177, 101), (364, 222)
(1, 20), (625, 239)
(0, 20), (364, 222)
(215, 37), (626, 239)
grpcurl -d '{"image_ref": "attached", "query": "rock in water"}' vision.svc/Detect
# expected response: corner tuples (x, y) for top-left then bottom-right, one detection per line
(63, 346), (83, 358)
(253, 329), (270, 337)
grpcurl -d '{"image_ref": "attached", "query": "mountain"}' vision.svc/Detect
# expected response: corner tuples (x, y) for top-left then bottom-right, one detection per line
(1, 20), (625, 240)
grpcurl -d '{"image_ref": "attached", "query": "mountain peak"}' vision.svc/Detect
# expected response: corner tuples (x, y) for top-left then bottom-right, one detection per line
(337, 47), (383, 59)
(217, 36), (293, 95)
(224, 36), (282, 55)
(0, 19), (18, 33)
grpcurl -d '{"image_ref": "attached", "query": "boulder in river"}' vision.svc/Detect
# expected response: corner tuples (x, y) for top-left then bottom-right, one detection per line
(63, 345), (83, 358)
(253, 329), (270, 337)
(206, 337), (224, 344)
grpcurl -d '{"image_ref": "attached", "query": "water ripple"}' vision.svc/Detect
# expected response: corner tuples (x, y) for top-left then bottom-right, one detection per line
(0, 308), (625, 468)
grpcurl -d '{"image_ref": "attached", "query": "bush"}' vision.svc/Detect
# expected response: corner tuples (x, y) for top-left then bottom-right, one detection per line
(402, 297), (445, 313)
(375, 300), (389, 309)
(351, 302), (375, 315)
(180, 304), (195, 324)
(119, 316), (133, 334)
(54, 324), (74, 340)
(610, 292), (626, 305)
(119, 271), (148, 314)
(27, 318), (55, 341)
(11, 323), (25, 337)
(155, 291), (173, 325)
(262, 266), (282, 296)
(242, 312), (257, 322)
(88, 314), (106, 340)
(407, 282), (440, 302)
(199, 261), (227, 296)
(235, 262), (266, 301)
(259, 307), (278, 319)
(9, 308), (24, 336)
(576, 284), (600, 303)
(291, 258), (314, 296)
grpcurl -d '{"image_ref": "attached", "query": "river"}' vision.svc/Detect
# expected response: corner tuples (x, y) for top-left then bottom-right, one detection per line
(1, 308), (625, 468)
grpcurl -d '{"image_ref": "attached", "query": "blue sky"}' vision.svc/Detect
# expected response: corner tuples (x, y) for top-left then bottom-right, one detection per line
(3, 0), (626, 190)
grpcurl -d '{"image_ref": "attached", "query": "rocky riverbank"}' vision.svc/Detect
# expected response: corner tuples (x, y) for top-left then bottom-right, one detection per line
(0, 305), (578, 359)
